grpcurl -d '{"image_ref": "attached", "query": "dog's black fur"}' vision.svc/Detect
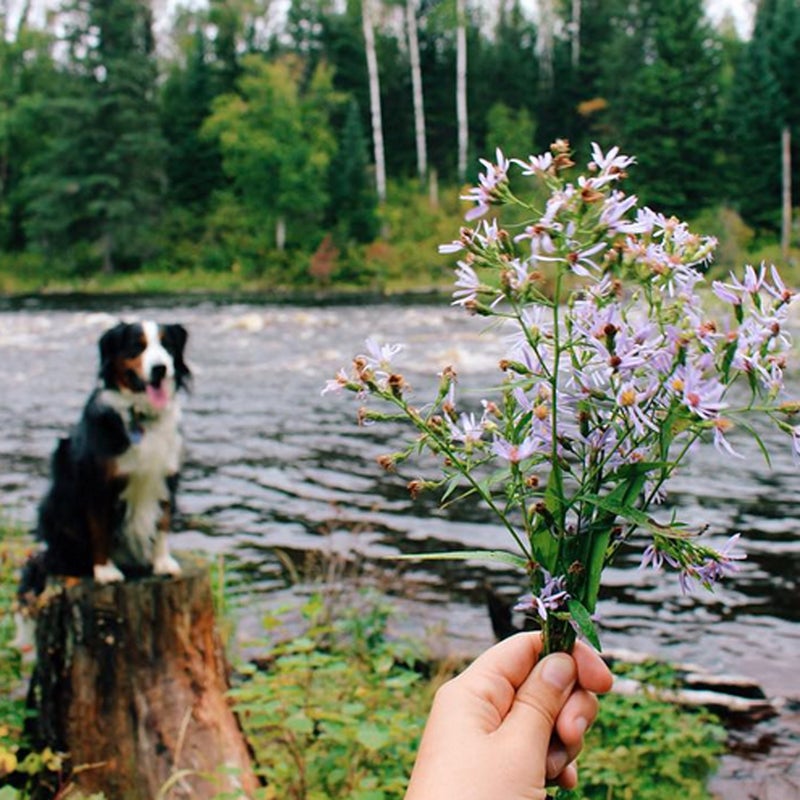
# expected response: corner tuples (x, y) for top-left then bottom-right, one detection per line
(30, 321), (191, 586)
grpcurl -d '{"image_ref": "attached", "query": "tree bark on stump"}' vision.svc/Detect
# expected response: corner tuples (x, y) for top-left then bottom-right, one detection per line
(26, 563), (260, 800)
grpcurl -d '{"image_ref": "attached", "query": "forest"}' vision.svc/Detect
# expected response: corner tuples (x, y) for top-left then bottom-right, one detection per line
(0, 0), (798, 292)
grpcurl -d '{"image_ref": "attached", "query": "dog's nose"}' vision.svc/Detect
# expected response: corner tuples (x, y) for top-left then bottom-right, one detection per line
(150, 364), (167, 386)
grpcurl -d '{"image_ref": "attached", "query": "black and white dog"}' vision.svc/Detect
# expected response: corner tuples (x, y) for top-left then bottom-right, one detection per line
(30, 320), (191, 587)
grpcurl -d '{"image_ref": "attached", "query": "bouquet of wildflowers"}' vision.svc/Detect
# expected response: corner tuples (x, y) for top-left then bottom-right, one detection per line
(326, 141), (798, 654)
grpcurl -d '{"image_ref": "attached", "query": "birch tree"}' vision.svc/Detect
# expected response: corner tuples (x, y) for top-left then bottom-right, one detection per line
(362, 0), (386, 202)
(405, 0), (427, 181)
(571, 0), (581, 68)
(537, 0), (555, 89)
(782, 126), (791, 259)
(456, 0), (468, 181)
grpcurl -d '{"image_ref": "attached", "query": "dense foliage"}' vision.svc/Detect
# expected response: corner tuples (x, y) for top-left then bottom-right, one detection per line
(0, 1), (797, 286)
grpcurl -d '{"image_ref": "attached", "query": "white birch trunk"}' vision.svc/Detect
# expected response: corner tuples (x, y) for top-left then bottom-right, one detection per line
(571, 0), (581, 68)
(537, 0), (555, 89)
(363, 0), (387, 203)
(406, 0), (427, 182)
(276, 215), (286, 251)
(781, 125), (792, 260)
(456, 0), (468, 182)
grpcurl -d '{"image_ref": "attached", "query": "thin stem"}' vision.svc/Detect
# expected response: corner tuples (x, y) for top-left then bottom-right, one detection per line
(383, 391), (533, 560)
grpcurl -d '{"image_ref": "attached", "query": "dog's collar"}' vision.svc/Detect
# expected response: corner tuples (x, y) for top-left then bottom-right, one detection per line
(128, 407), (159, 443)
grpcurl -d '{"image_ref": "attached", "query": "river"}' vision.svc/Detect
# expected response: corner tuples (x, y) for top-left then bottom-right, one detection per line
(0, 299), (798, 798)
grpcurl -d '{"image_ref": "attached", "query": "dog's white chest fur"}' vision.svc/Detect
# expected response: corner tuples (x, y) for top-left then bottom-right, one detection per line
(99, 389), (183, 568)
(119, 405), (182, 563)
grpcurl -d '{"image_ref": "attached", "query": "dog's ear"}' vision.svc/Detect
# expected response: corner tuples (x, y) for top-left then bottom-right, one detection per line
(98, 323), (127, 388)
(162, 324), (191, 390)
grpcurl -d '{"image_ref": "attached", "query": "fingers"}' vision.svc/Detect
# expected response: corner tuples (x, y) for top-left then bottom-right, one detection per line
(572, 640), (614, 694)
(502, 652), (577, 750)
(554, 760), (579, 790)
(448, 632), (544, 725)
(545, 689), (600, 780)
(556, 687), (600, 748)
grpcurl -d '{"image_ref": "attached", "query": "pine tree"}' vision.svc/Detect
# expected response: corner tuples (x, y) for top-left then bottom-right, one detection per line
(0, 13), (59, 252)
(727, 0), (800, 230)
(328, 97), (379, 242)
(161, 29), (223, 209)
(23, 0), (166, 272)
(599, 0), (724, 218)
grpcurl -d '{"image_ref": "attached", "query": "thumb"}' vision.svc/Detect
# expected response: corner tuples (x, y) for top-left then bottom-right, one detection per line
(500, 652), (577, 751)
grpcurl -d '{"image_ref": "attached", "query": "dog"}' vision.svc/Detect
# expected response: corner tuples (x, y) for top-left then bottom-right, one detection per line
(32, 320), (191, 585)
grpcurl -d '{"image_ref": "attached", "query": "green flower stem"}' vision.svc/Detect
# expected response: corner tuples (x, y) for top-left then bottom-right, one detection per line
(380, 390), (533, 561)
(542, 614), (577, 655)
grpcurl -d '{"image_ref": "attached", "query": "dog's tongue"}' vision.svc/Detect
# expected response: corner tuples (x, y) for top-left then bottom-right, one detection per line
(146, 383), (169, 410)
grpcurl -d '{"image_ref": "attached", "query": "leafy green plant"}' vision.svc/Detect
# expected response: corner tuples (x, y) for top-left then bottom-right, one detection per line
(230, 592), (434, 800)
(0, 522), (70, 798)
(557, 672), (725, 800)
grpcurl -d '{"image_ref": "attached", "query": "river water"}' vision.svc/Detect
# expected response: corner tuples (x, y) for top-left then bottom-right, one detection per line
(0, 298), (798, 798)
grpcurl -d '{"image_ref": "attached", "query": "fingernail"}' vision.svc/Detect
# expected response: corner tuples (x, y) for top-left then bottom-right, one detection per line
(574, 716), (588, 736)
(546, 741), (568, 779)
(540, 653), (575, 691)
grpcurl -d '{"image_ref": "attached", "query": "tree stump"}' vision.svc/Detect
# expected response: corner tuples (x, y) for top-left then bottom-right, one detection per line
(26, 562), (260, 799)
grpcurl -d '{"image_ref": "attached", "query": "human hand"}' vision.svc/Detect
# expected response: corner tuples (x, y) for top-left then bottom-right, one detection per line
(404, 632), (613, 800)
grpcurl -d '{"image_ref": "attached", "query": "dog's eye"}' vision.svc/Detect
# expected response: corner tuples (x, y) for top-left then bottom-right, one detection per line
(122, 333), (147, 358)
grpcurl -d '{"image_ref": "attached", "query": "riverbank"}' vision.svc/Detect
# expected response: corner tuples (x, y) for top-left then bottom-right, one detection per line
(0, 286), (454, 314)
(0, 265), (456, 310)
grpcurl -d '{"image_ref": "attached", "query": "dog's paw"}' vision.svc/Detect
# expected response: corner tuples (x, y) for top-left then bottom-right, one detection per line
(154, 554), (182, 577)
(10, 612), (37, 657)
(94, 561), (125, 583)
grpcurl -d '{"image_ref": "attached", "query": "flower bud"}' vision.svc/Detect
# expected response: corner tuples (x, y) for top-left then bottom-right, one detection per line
(377, 454), (397, 472)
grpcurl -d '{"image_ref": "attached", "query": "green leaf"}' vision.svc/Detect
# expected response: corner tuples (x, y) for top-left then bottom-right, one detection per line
(732, 417), (772, 466)
(579, 493), (701, 540)
(529, 522), (559, 573)
(567, 598), (602, 651)
(284, 712), (314, 735)
(439, 473), (465, 504)
(544, 459), (565, 524)
(392, 549), (528, 570)
(356, 722), (392, 751)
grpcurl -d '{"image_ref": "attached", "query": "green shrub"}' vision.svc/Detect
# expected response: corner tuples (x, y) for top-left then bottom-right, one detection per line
(231, 593), (433, 800)
(556, 661), (725, 800)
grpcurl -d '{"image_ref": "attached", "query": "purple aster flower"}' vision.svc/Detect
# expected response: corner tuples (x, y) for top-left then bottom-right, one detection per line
(712, 279), (742, 306)
(513, 151), (554, 176)
(359, 339), (404, 385)
(763, 263), (794, 304)
(588, 142), (635, 180)
(491, 434), (540, 463)
(513, 570), (570, 620)
(460, 148), (510, 221)
(447, 412), (485, 446)
(322, 367), (350, 396)
(535, 241), (606, 277)
(439, 240), (464, 255)
(670, 366), (727, 421)
(616, 382), (660, 436)
(712, 418), (742, 459)
(641, 543), (674, 571)
(452, 261), (481, 306)
(599, 191), (642, 233)
(713, 263), (767, 306)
